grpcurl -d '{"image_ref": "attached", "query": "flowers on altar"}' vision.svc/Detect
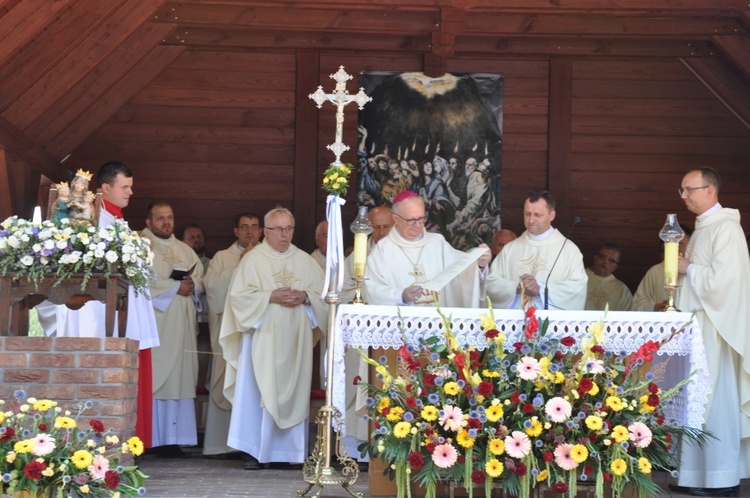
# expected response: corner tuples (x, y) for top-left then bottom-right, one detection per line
(0, 390), (148, 497)
(322, 163), (352, 196)
(357, 302), (709, 498)
(0, 216), (154, 296)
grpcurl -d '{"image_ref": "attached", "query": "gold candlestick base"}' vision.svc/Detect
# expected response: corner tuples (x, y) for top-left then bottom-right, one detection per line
(351, 275), (366, 304)
(661, 284), (680, 312)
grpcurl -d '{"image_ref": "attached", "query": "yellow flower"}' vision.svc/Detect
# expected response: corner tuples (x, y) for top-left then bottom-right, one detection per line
(605, 396), (625, 411)
(612, 425), (630, 443)
(536, 469), (549, 482)
(588, 320), (605, 343)
(33, 399), (55, 412)
(443, 382), (460, 396)
(6, 451), (16, 463)
(87, 439), (96, 447)
(482, 369), (500, 378)
(486, 404), (504, 423)
(539, 357), (550, 375)
(638, 457), (652, 474)
(610, 458), (627, 476)
(55, 416), (77, 429)
(72, 450), (93, 469)
(571, 444), (589, 463)
(393, 421), (411, 438)
(20, 404), (29, 412)
(480, 313), (496, 331)
(42, 466), (55, 477)
(456, 430), (475, 449)
(588, 383), (600, 396)
(485, 458), (504, 478)
(421, 405), (438, 422)
(552, 371), (565, 384)
(386, 406), (404, 422)
(525, 417), (543, 437)
(377, 397), (391, 412)
(80, 484), (90, 494)
(488, 438), (505, 456)
(0, 412), (3, 424)
(323, 177), (330, 184)
(585, 415), (603, 431)
(330, 171), (339, 180)
(106, 435), (119, 444)
(639, 394), (656, 413)
(14, 439), (35, 454)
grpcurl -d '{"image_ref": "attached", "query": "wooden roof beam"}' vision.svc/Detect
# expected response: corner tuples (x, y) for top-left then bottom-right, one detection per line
(0, 115), (71, 181)
(711, 35), (750, 82)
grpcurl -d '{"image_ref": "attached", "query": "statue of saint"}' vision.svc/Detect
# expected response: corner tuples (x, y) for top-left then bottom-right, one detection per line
(51, 182), (71, 225)
(68, 169), (94, 222)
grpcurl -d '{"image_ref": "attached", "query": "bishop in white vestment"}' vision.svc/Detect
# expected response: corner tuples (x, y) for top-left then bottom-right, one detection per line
(220, 208), (327, 464)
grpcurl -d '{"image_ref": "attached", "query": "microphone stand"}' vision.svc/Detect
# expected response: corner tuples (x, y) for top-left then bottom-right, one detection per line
(544, 216), (581, 310)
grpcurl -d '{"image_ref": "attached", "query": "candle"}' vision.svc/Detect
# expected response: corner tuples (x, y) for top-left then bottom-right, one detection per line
(352, 232), (368, 277)
(664, 241), (679, 286)
(32, 206), (42, 226)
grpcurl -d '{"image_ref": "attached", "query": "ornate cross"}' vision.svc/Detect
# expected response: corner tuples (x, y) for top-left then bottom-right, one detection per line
(309, 66), (372, 166)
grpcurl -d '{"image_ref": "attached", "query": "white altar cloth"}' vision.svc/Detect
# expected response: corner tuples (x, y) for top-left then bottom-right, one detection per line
(333, 305), (710, 433)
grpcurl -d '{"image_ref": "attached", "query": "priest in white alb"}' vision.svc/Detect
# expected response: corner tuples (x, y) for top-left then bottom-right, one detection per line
(141, 201), (204, 452)
(365, 191), (491, 308)
(202, 212), (261, 457)
(584, 242), (632, 311)
(486, 190), (587, 310)
(220, 207), (327, 467)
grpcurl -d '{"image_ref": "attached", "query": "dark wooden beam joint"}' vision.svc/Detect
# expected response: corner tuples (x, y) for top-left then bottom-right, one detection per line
(424, 53), (446, 78)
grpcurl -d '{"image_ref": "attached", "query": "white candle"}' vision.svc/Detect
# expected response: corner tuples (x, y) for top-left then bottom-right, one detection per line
(664, 241), (679, 286)
(352, 232), (368, 277)
(32, 206), (42, 226)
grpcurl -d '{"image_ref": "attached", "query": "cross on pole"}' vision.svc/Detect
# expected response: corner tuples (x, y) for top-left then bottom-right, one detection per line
(309, 66), (372, 166)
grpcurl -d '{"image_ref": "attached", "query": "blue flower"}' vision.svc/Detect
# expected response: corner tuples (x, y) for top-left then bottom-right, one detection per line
(404, 412), (414, 422)
(13, 389), (27, 400)
(428, 394), (439, 404)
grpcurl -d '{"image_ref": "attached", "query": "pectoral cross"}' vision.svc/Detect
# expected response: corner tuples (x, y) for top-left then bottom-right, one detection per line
(309, 66), (372, 166)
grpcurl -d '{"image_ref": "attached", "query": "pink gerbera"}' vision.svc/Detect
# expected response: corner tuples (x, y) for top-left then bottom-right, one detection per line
(31, 433), (56, 457)
(516, 357), (541, 380)
(431, 443), (458, 468)
(629, 422), (653, 448)
(545, 396), (572, 423)
(504, 431), (532, 459)
(554, 443), (579, 470)
(88, 454), (110, 480)
(439, 405), (465, 432)
(584, 359), (606, 374)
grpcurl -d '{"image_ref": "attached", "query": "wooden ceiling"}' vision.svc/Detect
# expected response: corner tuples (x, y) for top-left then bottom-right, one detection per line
(0, 0), (749, 211)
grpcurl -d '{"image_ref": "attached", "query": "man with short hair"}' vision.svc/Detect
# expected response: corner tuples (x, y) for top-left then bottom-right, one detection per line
(366, 191), (490, 308)
(584, 242), (632, 311)
(490, 228), (517, 260)
(202, 212), (261, 458)
(310, 221), (328, 270)
(486, 190), (587, 310)
(668, 167), (750, 497)
(141, 202), (204, 455)
(182, 224), (210, 275)
(220, 207), (327, 468)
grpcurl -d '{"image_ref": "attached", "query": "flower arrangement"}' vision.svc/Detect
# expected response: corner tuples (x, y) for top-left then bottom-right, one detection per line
(0, 390), (148, 497)
(322, 163), (353, 196)
(357, 301), (709, 498)
(0, 216), (154, 296)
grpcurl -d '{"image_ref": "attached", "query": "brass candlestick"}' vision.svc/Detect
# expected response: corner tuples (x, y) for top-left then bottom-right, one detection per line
(351, 275), (366, 304)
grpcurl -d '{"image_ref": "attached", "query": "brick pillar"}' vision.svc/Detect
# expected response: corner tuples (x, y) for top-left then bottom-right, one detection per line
(0, 337), (139, 439)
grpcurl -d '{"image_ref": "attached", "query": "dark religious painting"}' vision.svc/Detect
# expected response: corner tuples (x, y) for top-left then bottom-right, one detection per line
(357, 71), (504, 251)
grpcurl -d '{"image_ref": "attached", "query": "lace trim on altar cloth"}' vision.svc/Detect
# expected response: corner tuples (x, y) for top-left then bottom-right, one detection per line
(332, 305), (711, 434)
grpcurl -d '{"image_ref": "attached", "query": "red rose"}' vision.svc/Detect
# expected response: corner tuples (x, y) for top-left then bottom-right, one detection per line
(467, 418), (482, 429)
(542, 451), (554, 462)
(1, 426), (15, 442)
(552, 482), (569, 494)
(578, 378), (593, 395)
(426, 442), (436, 453)
(90, 419), (105, 433)
(485, 329), (499, 339)
(406, 397), (417, 408)
(554, 352), (564, 361)
(591, 345), (604, 354)
(603, 472), (612, 483)
(457, 455), (466, 463)
(476, 381), (494, 397)
(513, 461), (527, 476)
(24, 461), (46, 480)
(522, 403), (535, 414)
(513, 342), (524, 353)
(381, 407), (390, 416)
(583, 464), (593, 475)
(510, 393), (521, 403)
(647, 394), (660, 407)
(353, 375), (362, 385)
(561, 336), (575, 347)
(657, 415), (665, 425)
(587, 433), (597, 443)
(423, 374), (436, 387)
(648, 382), (659, 394)
(471, 470), (487, 484)
(408, 451), (425, 470)
(37, 424), (48, 432)
(105, 470), (120, 489)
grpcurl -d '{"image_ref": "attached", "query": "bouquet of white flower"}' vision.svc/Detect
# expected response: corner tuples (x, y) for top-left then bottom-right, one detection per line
(0, 216), (154, 296)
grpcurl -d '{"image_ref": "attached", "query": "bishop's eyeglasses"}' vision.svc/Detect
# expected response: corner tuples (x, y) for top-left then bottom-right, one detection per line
(394, 213), (427, 226)
(266, 226), (295, 234)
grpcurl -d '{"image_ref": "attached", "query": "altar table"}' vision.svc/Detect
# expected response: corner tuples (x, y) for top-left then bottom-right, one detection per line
(333, 305), (710, 433)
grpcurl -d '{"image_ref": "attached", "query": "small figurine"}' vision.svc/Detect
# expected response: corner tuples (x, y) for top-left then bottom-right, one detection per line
(51, 182), (71, 225)
(68, 169), (94, 222)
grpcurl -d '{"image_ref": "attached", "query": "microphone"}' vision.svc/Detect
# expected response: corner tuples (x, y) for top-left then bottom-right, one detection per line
(544, 216), (581, 310)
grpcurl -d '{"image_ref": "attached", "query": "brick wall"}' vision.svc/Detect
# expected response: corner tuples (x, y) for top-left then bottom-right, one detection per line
(0, 337), (139, 439)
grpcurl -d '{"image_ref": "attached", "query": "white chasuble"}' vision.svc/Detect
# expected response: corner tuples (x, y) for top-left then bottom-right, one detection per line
(676, 207), (750, 487)
(584, 268), (633, 311)
(365, 228), (481, 308)
(141, 228), (203, 400)
(486, 229), (587, 311)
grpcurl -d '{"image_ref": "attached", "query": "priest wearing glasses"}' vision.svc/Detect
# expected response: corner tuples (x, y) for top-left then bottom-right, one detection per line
(365, 191), (491, 308)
